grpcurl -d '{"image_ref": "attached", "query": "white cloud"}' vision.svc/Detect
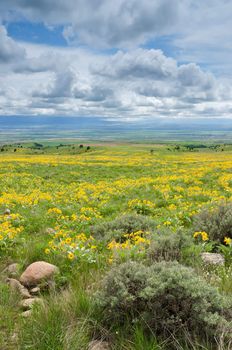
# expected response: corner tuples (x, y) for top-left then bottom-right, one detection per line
(0, 33), (231, 119)
(0, 25), (25, 63)
(0, 1), (232, 119)
(0, 0), (182, 47)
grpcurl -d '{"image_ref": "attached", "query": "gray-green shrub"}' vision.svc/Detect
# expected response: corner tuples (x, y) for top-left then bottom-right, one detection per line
(193, 202), (232, 243)
(90, 213), (156, 242)
(96, 261), (231, 345)
(148, 230), (192, 262)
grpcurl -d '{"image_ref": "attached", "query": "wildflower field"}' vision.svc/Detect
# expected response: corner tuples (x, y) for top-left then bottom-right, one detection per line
(0, 143), (231, 349)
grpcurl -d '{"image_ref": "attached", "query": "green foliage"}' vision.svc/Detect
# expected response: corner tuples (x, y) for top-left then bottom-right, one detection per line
(0, 282), (21, 348)
(19, 289), (93, 349)
(95, 261), (231, 346)
(91, 213), (156, 242)
(193, 202), (232, 244)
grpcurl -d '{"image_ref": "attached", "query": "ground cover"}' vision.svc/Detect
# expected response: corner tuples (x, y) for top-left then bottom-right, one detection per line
(0, 144), (231, 349)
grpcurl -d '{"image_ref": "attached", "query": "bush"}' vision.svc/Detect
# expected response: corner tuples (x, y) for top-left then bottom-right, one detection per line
(148, 230), (192, 262)
(193, 202), (232, 244)
(95, 261), (231, 345)
(90, 214), (156, 243)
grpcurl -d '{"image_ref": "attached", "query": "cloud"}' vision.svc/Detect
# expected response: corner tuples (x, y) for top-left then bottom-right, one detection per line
(33, 68), (76, 98)
(0, 0), (182, 48)
(1, 1), (232, 77)
(63, 0), (181, 48)
(92, 49), (177, 79)
(92, 49), (218, 101)
(0, 0), (232, 120)
(1, 41), (231, 119)
(0, 25), (25, 63)
(14, 52), (65, 73)
(177, 64), (214, 89)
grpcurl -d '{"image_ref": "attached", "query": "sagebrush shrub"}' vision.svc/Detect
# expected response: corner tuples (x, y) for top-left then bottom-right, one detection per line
(96, 261), (231, 344)
(148, 230), (191, 262)
(193, 202), (232, 243)
(90, 214), (156, 242)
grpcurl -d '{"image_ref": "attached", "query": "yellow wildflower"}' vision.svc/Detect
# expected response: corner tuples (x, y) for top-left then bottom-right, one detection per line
(68, 252), (75, 260)
(224, 237), (232, 245)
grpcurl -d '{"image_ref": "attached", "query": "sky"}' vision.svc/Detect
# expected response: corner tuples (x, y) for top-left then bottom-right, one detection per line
(0, 0), (232, 121)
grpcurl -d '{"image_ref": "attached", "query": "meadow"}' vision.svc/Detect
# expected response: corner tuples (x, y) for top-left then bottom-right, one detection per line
(0, 143), (231, 349)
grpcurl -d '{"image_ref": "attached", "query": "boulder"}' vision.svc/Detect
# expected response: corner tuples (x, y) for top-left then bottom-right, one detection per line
(3, 263), (20, 277)
(20, 261), (59, 287)
(7, 278), (31, 299)
(201, 252), (224, 265)
(88, 340), (110, 350)
(21, 310), (32, 318)
(19, 297), (43, 310)
(30, 287), (40, 295)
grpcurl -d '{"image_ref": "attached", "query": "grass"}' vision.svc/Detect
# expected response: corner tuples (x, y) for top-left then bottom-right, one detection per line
(0, 142), (231, 349)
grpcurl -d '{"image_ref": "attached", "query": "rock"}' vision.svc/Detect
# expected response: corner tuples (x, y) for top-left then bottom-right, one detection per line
(30, 287), (40, 295)
(3, 263), (20, 277)
(11, 332), (18, 341)
(88, 340), (110, 350)
(19, 297), (43, 310)
(4, 208), (11, 215)
(46, 228), (56, 234)
(21, 310), (32, 318)
(7, 278), (31, 299)
(201, 252), (225, 265)
(20, 261), (59, 287)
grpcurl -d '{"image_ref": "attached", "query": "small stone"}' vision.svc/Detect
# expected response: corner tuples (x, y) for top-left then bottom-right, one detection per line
(19, 297), (43, 310)
(88, 340), (110, 350)
(30, 287), (40, 295)
(3, 263), (20, 277)
(201, 252), (225, 265)
(4, 208), (11, 215)
(46, 228), (56, 234)
(20, 261), (59, 287)
(21, 310), (32, 318)
(7, 278), (31, 299)
(11, 332), (19, 342)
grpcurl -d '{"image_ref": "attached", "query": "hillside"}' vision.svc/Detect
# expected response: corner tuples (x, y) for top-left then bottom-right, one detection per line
(0, 143), (231, 349)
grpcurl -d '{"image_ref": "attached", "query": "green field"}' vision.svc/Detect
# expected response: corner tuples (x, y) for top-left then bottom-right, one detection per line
(0, 143), (231, 349)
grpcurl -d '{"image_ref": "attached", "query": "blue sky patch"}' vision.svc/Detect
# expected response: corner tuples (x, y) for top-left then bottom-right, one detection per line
(5, 21), (67, 47)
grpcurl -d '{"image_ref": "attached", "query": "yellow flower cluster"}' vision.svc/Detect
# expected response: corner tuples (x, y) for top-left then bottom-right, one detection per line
(128, 199), (156, 214)
(47, 207), (62, 215)
(107, 231), (151, 262)
(1, 147), (232, 257)
(0, 213), (24, 244)
(79, 207), (102, 221)
(193, 231), (209, 241)
(45, 228), (97, 263)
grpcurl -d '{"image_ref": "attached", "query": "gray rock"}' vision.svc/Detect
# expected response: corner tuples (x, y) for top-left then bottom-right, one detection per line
(3, 263), (20, 277)
(46, 228), (56, 234)
(4, 208), (11, 215)
(88, 340), (110, 350)
(21, 310), (32, 318)
(19, 297), (43, 310)
(20, 261), (59, 287)
(201, 252), (225, 265)
(7, 278), (31, 299)
(11, 332), (18, 341)
(30, 287), (40, 295)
